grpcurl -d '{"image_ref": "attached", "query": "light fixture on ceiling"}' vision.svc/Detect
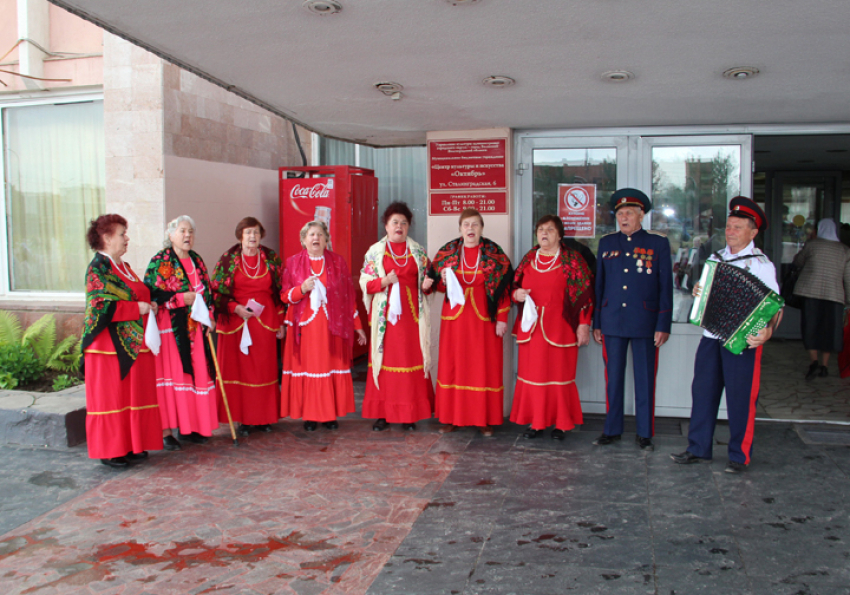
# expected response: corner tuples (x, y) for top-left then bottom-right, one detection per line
(601, 70), (634, 83)
(722, 66), (759, 80)
(375, 81), (404, 100)
(303, 0), (342, 15)
(482, 75), (515, 88)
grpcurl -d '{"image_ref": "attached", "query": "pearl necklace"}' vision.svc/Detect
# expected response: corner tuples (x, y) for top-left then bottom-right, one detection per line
(460, 245), (480, 285)
(535, 248), (560, 273)
(101, 252), (136, 282)
(179, 256), (203, 292)
(241, 252), (263, 278)
(387, 241), (409, 268)
(309, 254), (325, 277)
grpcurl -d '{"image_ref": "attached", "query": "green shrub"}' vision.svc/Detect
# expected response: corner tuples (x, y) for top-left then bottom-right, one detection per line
(0, 372), (18, 390)
(52, 374), (81, 391)
(0, 344), (45, 386)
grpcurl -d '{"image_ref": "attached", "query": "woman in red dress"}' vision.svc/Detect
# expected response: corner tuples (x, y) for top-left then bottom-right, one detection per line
(211, 218), (284, 436)
(510, 215), (594, 440)
(360, 202), (435, 431)
(82, 214), (162, 468)
(280, 221), (367, 431)
(145, 216), (218, 451)
(428, 208), (513, 436)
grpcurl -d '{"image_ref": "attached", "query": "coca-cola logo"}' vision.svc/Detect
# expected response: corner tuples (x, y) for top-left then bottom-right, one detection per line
(289, 183), (331, 200)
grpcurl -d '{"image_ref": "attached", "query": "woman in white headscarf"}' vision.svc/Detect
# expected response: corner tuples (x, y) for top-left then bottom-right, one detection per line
(793, 218), (850, 380)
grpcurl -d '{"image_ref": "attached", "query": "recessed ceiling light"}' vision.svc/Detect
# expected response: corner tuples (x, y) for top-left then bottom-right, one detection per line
(601, 70), (634, 83)
(722, 66), (759, 80)
(375, 81), (404, 99)
(482, 75), (515, 88)
(303, 0), (342, 15)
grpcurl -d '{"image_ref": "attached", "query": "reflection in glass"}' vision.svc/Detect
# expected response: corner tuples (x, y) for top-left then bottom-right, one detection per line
(650, 145), (741, 322)
(531, 148), (617, 254)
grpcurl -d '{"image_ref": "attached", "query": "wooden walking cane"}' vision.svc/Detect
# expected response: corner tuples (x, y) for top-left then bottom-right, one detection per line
(207, 331), (239, 446)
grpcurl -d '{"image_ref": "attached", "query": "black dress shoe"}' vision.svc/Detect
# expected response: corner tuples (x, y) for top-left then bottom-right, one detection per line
(126, 451), (149, 461)
(256, 424), (273, 433)
(163, 436), (182, 451)
(179, 432), (210, 444)
(304, 421), (318, 432)
(819, 365), (828, 378)
(670, 450), (706, 464)
(237, 424), (251, 437)
(401, 423), (416, 431)
(593, 433), (621, 446)
(636, 436), (654, 451)
(101, 457), (129, 468)
(522, 428), (541, 439)
(551, 429), (566, 441)
(324, 421), (339, 430)
(373, 418), (388, 431)
(805, 361), (819, 381)
(725, 461), (747, 474)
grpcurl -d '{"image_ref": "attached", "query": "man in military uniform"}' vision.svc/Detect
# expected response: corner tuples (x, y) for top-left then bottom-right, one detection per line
(671, 196), (782, 473)
(592, 188), (672, 451)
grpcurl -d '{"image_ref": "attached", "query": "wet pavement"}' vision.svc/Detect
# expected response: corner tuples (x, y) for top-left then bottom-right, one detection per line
(1, 412), (849, 595)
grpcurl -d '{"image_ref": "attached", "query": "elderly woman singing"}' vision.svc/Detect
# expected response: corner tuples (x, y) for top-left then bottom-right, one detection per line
(145, 216), (218, 451)
(511, 215), (594, 440)
(427, 208), (513, 437)
(360, 202), (435, 431)
(280, 221), (367, 431)
(82, 214), (161, 468)
(211, 217), (284, 436)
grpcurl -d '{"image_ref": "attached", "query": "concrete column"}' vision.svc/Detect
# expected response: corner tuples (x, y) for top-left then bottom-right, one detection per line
(16, 0), (49, 90)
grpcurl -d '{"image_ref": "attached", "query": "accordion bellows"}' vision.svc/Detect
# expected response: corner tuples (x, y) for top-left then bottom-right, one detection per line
(690, 260), (784, 354)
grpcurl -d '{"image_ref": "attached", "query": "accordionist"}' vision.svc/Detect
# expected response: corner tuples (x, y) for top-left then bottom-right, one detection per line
(671, 196), (783, 474)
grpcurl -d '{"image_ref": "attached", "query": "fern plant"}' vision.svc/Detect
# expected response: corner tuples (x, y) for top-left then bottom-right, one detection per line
(21, 314), (56, 363)
(46, 335), (83, 373)
(0, 310), (23, 346)
(0, 311), (83, 386)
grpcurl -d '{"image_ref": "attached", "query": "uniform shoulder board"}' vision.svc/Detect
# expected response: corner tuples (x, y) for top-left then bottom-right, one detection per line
(600, 231), (618, 238)
(646, 230), (667, 237)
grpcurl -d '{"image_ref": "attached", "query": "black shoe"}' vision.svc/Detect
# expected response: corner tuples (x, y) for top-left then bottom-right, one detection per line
(304, 421), (318, 432)
(522, 428), (541, 439)
(179, 432), (209, 444)
(163, 436), (182, 451)
(324, 421), (339, 430)
(725, 461), (747, 474)
(237, 424), (251, 437)
(670, 450), (706, 464)
(551, 429), (566, 441)
(256, 424), (273, 433)
(401, 423), (416, 431)
(593, 433), (621, 446)
(636, 436), (654, 451)
(805, 361), (819, 381)
(819, 366), (828, 378)
(373, 418), (388, 431)
(126, 451), (148, 461)
(101, 457), (129, 468)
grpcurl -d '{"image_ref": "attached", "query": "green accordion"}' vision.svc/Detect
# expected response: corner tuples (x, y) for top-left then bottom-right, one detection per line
(689, 259), (784, 355)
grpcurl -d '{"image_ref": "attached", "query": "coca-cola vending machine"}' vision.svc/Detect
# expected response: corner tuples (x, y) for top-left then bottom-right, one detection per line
(279, 166), (378, 358)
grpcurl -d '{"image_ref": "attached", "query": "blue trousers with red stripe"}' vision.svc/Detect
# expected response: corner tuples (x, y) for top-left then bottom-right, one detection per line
(602, 335), (658, 438)
(687, 337), (762, 465)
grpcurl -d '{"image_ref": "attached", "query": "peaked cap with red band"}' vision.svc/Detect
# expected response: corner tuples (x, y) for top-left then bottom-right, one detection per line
(728, 196), (767, 232)
(610, 188), (652, 213)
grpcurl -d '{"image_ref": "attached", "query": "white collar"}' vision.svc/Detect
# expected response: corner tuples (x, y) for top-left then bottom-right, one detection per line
(722, 241), (757, 259)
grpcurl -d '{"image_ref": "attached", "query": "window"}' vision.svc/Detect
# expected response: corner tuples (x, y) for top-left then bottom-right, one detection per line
(1, 98), (105, 294)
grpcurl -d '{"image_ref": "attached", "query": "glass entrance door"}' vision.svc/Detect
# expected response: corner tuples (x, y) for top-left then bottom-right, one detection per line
(515, 132), (752, 417)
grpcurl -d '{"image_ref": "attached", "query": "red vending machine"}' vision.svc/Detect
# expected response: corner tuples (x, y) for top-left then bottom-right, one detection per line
(279, 166), (378, 359)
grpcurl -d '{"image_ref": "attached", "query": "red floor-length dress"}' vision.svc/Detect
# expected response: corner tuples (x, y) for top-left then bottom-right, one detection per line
(84, 262), (162, 459)
(154, 258), (219, 436)
(435, 246), (509, 427)
(280, 257), (362, 422)
(363, 241), (434, 423)
(510, 263), (592, 431)
(215, 257), (282, 425)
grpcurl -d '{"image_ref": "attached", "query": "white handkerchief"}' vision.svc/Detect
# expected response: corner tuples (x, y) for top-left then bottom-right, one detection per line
(145, 310), (161, 355)
(240, 322), (253, 355)
(310, 278), (328, 313)
(445, 269), (466, 309)
(388, 281), (403, 326)
(191, 294), (212, 327)
(521, 294), (538, 332)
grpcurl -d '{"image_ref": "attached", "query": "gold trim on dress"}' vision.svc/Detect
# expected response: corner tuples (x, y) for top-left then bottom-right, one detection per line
(87, 404), (160, 415)
(517, 376), (576, 387)
(437, 380), (503, 392)
(368, 362), (424, 373)
(256, 318), (280, 333)
(239, 261), (268, 279)
(84, 349), (151, 355)
(539, 308), (578, 348)
(216, 322), (245, 335)
(406, 286), (419, 323)
(222, 379), (278, 387)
